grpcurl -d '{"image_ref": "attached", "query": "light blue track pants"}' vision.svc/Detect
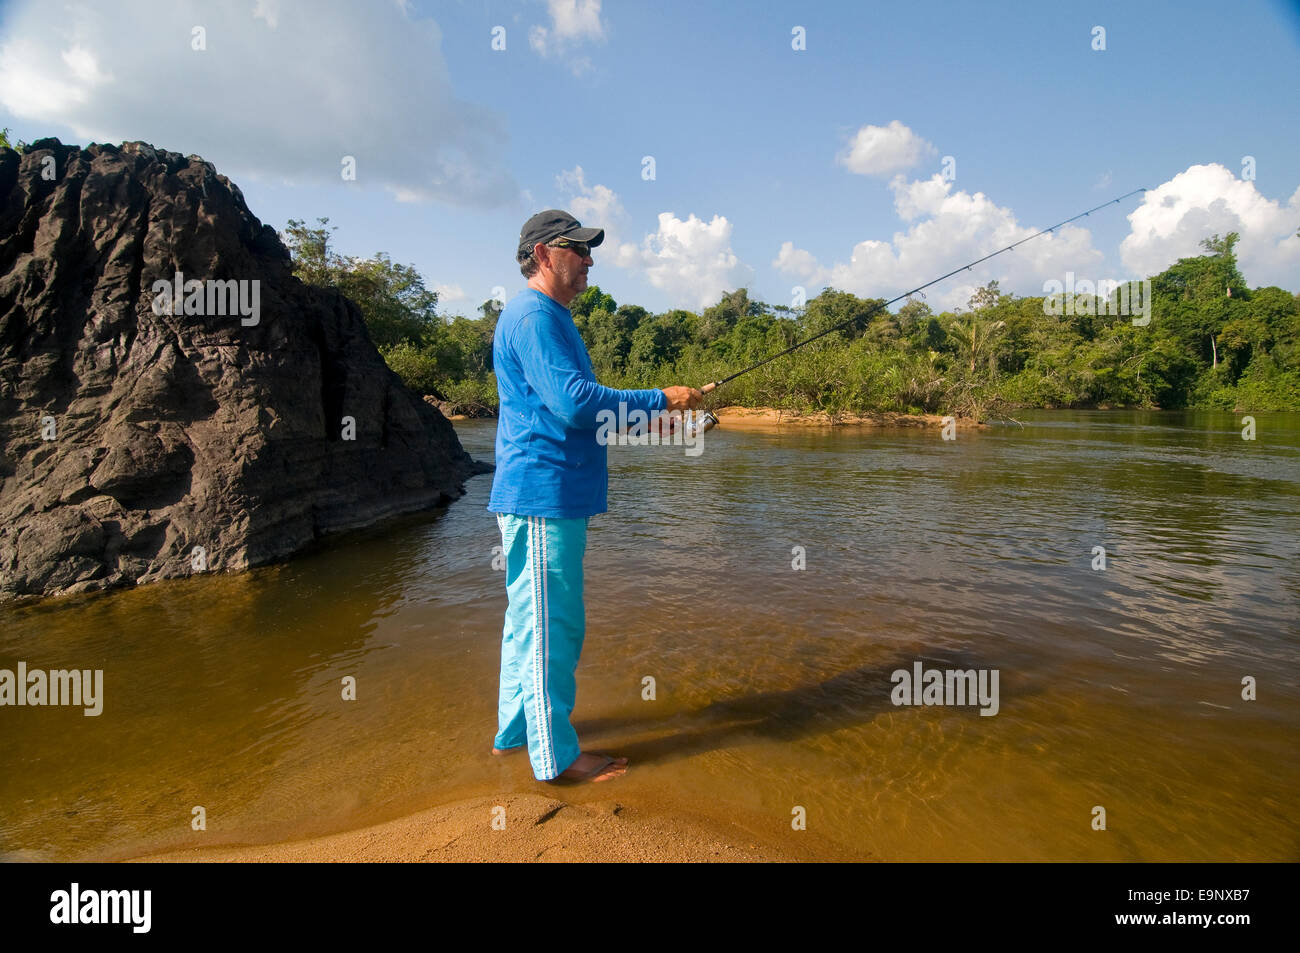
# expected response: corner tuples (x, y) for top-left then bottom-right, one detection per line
(494, 513), (588, 780)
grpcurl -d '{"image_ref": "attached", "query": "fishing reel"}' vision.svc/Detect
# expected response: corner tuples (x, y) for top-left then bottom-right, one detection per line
(682, 381), (720, 438)
(685, 409), (719, 438)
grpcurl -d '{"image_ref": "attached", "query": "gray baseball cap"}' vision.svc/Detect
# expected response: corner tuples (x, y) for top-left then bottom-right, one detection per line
(517, 209), (605, 258)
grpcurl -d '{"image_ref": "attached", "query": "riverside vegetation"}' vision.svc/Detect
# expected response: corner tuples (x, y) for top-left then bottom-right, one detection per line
(283, 219), (1300, 420)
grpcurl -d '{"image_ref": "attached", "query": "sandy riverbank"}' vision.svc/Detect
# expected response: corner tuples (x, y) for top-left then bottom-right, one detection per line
(132, 792), (809, 863)
(446, 405), (985, 429)
(712, 405), (986, 430)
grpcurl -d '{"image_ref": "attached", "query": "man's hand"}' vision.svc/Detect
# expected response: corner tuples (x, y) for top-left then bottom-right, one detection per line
(620, 410), (679, 437)
(652, 410), (680, 436)
(661, 386), (703, 411)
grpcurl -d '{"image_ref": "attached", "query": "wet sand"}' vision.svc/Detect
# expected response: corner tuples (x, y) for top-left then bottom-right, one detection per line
(133, 792), (809, 863)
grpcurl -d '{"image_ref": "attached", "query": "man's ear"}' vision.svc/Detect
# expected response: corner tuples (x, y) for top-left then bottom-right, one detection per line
(532, 243), (550, 269)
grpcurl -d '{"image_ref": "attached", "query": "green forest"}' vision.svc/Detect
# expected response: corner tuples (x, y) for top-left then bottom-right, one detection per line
(284, 219), (1300, 420)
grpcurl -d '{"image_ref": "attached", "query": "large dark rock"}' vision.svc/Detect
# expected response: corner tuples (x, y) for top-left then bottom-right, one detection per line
(0, 138), (490, 602)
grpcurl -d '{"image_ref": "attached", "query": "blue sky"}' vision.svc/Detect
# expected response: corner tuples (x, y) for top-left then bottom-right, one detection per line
(2, 0), (1298, 316)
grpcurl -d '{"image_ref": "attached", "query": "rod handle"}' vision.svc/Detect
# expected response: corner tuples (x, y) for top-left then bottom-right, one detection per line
(700, 381), (718, 394)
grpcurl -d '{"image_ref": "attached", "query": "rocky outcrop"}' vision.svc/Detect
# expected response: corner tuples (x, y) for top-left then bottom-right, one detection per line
(0, 139), (490, 602)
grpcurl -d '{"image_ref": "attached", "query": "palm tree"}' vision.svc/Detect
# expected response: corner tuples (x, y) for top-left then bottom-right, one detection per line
(947, 312), (1006, 373)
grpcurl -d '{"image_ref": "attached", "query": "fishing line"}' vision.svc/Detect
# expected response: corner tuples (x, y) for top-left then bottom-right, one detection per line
(684, 187), (1147, 436)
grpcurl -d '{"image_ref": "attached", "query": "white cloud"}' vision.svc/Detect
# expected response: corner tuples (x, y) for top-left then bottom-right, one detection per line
(530, 0), (605, 74)
(838, 120), (937, 177)
(0, 36), (101, 114)
(0, 0), (518, 207)
(774, 174), (1102, 310)
(60, 45), (111, 86)
(547, 0), (605, 41)
(618, 212), (754, 310)
(772, 241), (821, 281)
(434, 282), (465, 302)
(890, 173), (951, 222)
(556, 165), (625, 236)
(1120, 164), (1300, 289)
(554, 166), (752, 308)
(252, 0), (280, 30)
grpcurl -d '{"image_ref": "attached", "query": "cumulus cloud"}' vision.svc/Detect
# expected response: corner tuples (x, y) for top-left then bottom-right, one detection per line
(617, 212), (754, 310)
(1120, 164), (1300, 289)
(530, 0), (605, 74)
(890, 173), (953, 222)
(0, 0), (518, 207)
(783, 149), (1300, 311)
(774, 174), (1102, 310)
(556, 165), (626, 237)
(434, 283), (465, 302)
(772, 242), (821, 281)
(555, 167), (752, 308)
(838, 120), (937, 177)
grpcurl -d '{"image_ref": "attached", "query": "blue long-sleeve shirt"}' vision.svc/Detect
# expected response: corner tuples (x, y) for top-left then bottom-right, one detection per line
(488, 288), (668, 518)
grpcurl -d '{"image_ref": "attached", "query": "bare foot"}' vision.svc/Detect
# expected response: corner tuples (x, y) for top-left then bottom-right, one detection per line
(553, 752), (629, 783)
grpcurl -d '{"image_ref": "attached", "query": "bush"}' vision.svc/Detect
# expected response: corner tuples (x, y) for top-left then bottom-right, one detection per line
(379, 341), (442, 396)
(440, 375), (499, 417)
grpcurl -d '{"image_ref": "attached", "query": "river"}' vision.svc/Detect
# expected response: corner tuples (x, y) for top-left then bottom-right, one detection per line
(2, 410), (1297, 861)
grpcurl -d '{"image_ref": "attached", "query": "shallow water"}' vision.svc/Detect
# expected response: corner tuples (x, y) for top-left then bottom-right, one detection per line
(2, 410), (1297, 861)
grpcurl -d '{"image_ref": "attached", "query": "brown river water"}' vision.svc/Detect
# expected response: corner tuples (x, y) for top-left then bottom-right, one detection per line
(2, 410), (1297, 861)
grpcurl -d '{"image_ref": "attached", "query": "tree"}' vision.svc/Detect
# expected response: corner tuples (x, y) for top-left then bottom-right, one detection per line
(1156, 233), (1247, 302)
(897, 296), (932, 336)
(968, 279), (1002, 312)
(698, 289), (760, 343)
(0, 128), (27, 152)
(335, 253), (439, 349)
(946, 310), (1006, 373)
(1200, 232), (1239, 258)
(284, 217), (461, 357)
(284, 217), (338, 288)
(575, 304), (643, 375)
(628, 309), (694, 369)
(276, 216), (1298, 415)
(283, 218), (440, 348)
(438, 315), (495, 377)
(800, 289), (879, 343)
(570, 285), (617, 319)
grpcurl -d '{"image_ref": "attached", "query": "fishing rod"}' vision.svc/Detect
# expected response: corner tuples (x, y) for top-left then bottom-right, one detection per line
(684, 187), (1147, 436)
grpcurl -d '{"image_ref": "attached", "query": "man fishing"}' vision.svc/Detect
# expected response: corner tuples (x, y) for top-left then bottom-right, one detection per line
(488, 209), (702, 784)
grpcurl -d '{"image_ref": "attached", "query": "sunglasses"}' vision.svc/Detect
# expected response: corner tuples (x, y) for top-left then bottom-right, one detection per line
(547, 238), (591, 258)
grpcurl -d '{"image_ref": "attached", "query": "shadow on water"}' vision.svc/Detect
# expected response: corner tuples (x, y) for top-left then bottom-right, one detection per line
(575, 651), (1024, 769)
